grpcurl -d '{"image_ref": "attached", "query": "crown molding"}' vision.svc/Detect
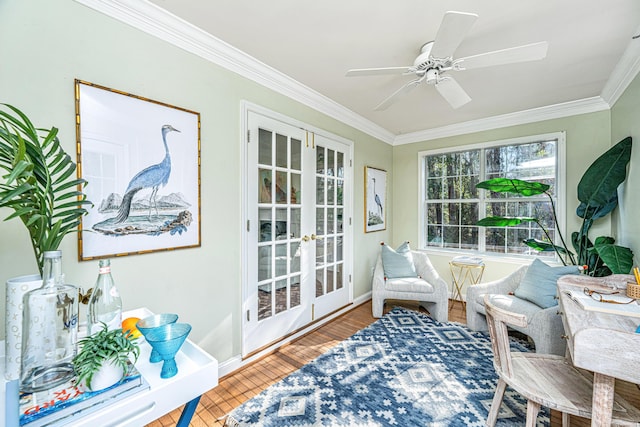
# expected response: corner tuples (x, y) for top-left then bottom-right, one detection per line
(600, 25), (640, 107)
(393, 96), (610, 145)
(74, 0), (635, 148)
(73, 0), (396, 144)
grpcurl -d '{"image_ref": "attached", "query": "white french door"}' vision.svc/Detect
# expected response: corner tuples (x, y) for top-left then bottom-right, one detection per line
(243, 109), (352, 357)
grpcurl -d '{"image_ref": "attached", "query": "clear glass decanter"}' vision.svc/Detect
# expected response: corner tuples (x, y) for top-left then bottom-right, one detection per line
(20, 250), (79, 392)
(87, 259), (122, 335)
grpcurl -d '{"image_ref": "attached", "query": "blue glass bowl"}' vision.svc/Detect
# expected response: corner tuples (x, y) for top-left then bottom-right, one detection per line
(137, 314), (179, 363)
(144, 323), (192, 379)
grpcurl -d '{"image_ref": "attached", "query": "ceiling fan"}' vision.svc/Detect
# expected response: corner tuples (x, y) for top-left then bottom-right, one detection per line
(346, 11), (548, 110)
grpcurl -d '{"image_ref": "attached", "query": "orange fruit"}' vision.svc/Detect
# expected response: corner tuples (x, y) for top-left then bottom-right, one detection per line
(122, 317), (142, 339)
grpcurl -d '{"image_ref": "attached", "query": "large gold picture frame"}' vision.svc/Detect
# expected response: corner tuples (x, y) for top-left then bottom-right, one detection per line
(75, 80), (201, 260)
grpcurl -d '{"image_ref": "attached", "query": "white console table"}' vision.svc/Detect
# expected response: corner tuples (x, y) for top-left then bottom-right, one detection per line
(2, 308), (219, 426)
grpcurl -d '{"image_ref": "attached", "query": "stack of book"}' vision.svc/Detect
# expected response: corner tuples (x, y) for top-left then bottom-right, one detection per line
(19, 365), (149, 427)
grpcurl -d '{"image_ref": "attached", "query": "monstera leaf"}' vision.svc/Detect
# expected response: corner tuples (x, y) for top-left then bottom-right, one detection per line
(577, 137), (632, 209)
(476, 178), (549, 196)
(476, 216), (537, 227)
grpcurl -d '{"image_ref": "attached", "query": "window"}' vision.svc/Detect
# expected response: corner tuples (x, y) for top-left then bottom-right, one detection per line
(420, 132), (565, 257)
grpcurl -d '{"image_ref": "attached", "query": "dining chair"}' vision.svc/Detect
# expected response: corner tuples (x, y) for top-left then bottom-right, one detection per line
(484, 294), (640, 427)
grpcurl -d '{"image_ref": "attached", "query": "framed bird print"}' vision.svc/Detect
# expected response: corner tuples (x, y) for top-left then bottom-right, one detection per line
(75, 80), (201, 260)
(364, 166), (386, 233)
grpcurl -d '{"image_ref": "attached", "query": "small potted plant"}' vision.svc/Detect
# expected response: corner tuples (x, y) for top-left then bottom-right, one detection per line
(72, 323), (140, 391)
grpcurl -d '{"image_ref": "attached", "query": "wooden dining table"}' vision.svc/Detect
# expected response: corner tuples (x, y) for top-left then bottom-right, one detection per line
(558, 274), (640, 427)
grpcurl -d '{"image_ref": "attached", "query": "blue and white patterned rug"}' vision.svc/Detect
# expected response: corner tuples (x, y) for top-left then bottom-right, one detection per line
(226, 307), (549, 426)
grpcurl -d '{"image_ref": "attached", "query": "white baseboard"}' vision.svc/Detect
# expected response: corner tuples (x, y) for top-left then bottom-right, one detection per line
(218, 292), (372, 378)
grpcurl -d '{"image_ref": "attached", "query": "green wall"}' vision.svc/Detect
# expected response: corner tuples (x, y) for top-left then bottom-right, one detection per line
(612, 72), (640, 265)
(391, 111), (614, 284)
(0, 0), (392, 363)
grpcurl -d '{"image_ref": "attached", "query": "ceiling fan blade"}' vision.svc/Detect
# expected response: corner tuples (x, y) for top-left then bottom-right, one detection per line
(374, 79), (421, 111)
(435, 76), (471, 109)
(457, 41), (548, 70)
(345, 66), (412, 77)
(430, 11), (479, 59)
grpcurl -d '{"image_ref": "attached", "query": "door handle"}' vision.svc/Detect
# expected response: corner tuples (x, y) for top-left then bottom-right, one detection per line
(311, 234), (323, 240)
(302, 235), (310, 242)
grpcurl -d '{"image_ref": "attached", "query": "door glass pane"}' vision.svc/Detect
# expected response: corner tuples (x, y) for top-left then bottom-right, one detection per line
(290, 242), (301, 273)
(259, 208), (272, 242)
(337, 208), (343, 232)
(327, 267), (334, 293)
(291, 173), (301, 204)
(327, 208), (335, 234)
(258, 283), (272, 320)
(275, 279), (287, 314)
(316, 146), (325, 175)
(258, 129), (272, 165)
(291, 138), (301, 171)
(327, 149), (335, 176)
(316, 239), (324, 265)
(315, 269), (324, 297)
(275, 171), (287, 204)
(336, 236), (343, 261)
(316, 177), (325, 204)
(336, 264), (343, 289)
(337, 152), (344, 178)
(275, 243), (287, 277)
(327, 236), (335, 263)
(327, 179), (335, 205)
(316, 208), (325, 235)
(290, 276), (300, 308)
(258, 246), (272, 281)
(337, 179), (343, 206)
(259, 169), (272, 203)
(275, 208), (287, 240)
(290, 208), (301, 238)
(276, 133), (287, 168)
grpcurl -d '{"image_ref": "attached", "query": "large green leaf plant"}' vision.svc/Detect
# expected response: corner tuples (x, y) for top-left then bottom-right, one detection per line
(0, 104), (91, 275)
(476, 137), (633, 276)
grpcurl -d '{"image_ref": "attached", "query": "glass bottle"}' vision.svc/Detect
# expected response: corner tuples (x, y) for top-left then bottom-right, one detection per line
(20, 250), (79, 393)
(87, 259), (122, 335)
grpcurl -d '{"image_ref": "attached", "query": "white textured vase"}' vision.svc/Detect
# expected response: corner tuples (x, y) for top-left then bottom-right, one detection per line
(5, 274), (41, 381)
(80, 361), (124, 392)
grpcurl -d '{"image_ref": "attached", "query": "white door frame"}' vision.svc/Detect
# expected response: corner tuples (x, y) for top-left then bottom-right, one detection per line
(240, 101), (354, 358)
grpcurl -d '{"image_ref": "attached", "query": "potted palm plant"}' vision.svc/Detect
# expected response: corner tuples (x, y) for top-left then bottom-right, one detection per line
(73, 323), (140, 391)
(0, 103), (91, 274)
(1, 103), (92, 380)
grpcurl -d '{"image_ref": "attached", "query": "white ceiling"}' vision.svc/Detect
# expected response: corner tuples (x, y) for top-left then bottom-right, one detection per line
(91, 0), (640, 143)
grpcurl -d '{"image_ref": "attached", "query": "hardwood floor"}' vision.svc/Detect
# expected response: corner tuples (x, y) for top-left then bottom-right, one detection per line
(146, 299), (639, 427)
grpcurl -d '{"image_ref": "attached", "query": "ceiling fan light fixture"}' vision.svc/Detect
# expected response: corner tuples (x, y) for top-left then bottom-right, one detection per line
(425, 68), (439, 85)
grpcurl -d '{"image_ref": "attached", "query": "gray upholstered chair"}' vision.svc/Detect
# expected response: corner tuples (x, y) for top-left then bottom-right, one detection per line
(465, 264), (567, 355)
(372, 250), (448, 322)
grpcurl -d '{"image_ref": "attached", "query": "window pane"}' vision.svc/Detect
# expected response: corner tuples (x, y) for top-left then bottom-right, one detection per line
(291, 138), (301, 170)
(276, 133), (287, 168)
(422, 137), (559, 257)
(258, 129), (272, 165)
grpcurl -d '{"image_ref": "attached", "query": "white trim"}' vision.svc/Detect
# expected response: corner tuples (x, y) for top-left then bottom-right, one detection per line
(396, 98), (607, 145)
(73, 0), (639, 147)
(601, 24), (640, 107)
(217, 292), (371, 378)
(73, 0), (395, 145)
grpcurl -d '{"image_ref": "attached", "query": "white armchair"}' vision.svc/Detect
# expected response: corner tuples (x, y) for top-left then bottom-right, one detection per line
(372, 251), (448, 322)
(465, 265), (567, 355)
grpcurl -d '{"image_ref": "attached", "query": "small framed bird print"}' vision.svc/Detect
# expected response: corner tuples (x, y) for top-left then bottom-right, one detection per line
(75, 80), (201, 260)
(364, 166), (386, 233)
